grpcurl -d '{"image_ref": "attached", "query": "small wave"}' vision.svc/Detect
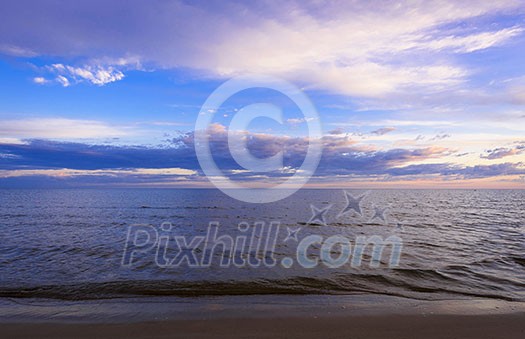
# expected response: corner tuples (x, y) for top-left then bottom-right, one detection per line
(139, 206), (172, 209)
(509, 256), (525, 266)
(0, 273), (522, 302)
(0, 278), (342, 300)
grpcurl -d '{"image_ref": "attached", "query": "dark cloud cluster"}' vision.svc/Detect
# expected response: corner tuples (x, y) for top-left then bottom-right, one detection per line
(481, 143), (525, 160)
(0, 139), (198, 170)
(371, 127), (396, 135)
(385, 162), (525, 179)
(1, 127), (523, 187)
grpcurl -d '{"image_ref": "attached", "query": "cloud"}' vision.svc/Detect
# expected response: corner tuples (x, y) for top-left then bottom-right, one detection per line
(286, 117), (316, 126)
(1, 1), (523, 96)
(0, 118), (129, 139)
(0, 43), (37, 57)
(0, 152), (19, 159)
(1, 126), (522, 187)
(384, 162), (525, 179)
(31, 56), (142, 87)
(55, 75), (70, 87)
(0, 167), (199, 188)
(430, 133), (451, 141)
(481, 143), (525, 160)
(0, 125), (450, 177)
(371, 127), (396, 135)
(0, 167), (195, 178)
(318, 146), (452, 175)
(0, 138), (26, 145)
(328, 128), (345, 135)
(32, 76), (49, 84)
(47, 63), (125, 86)
(0, 139), (200, 171)
(421, 26), (523, 53)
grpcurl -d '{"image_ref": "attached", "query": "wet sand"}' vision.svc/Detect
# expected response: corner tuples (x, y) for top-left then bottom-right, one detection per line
(1, 295), (524, 338)
(2, 313), (525, 339)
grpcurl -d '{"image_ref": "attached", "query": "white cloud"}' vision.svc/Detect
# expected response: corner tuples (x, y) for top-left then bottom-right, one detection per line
(47, 63), (125, 86)
(1, 1), (522, 96)
(0, 44), (37, 57)
(297, 63), (467, 97)
(0, 167), (196, 178)
(147, 121), (190, 127)
(286, 117), (316, 125)
(36, 56), (143, 87)
(0, 137), (26, 145)
(0, 118), (129, 139)
(168, 1), (522, 97)
(32, 77), (49, 84)
(55, 75), (70, 87)
(421, 26), (524, 53)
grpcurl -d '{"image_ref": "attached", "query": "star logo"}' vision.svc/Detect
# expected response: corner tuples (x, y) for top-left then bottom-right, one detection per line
(370, 205), (388, 223)
(338, 191), (366, 217)
(284, 226), (301, 242)
(308, 204), (331, 226)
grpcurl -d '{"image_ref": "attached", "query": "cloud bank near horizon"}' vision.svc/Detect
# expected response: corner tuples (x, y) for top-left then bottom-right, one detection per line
(1, 125), (524, 188)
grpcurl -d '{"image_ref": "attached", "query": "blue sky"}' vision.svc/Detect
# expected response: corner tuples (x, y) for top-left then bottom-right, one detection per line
(0, 0), (524, 188)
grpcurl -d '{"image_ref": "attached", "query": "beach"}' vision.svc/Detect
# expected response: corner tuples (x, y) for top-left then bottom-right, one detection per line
(1, 295), (524, 338)
(3, 313), (525, 339)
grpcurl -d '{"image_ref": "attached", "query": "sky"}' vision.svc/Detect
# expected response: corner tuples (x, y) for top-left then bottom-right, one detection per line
(0, 0), (525, 188)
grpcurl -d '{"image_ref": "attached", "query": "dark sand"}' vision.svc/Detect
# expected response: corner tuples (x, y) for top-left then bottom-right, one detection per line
(2, 313), (525, 339)
(1, 295), (524, 338)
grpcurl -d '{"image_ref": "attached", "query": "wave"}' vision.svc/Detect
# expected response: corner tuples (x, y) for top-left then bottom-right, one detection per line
(1, 272), (522, 301)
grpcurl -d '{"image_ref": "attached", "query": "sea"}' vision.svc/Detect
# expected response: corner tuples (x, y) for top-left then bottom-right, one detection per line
(0, 189), (524, 303)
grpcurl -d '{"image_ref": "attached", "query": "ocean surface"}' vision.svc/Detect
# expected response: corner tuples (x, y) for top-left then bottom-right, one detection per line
(0, 189), (524, 302)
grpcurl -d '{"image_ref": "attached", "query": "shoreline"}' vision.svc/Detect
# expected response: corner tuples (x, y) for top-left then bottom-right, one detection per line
(1, 294), (524, 338)
(2, 294), (524, 323)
